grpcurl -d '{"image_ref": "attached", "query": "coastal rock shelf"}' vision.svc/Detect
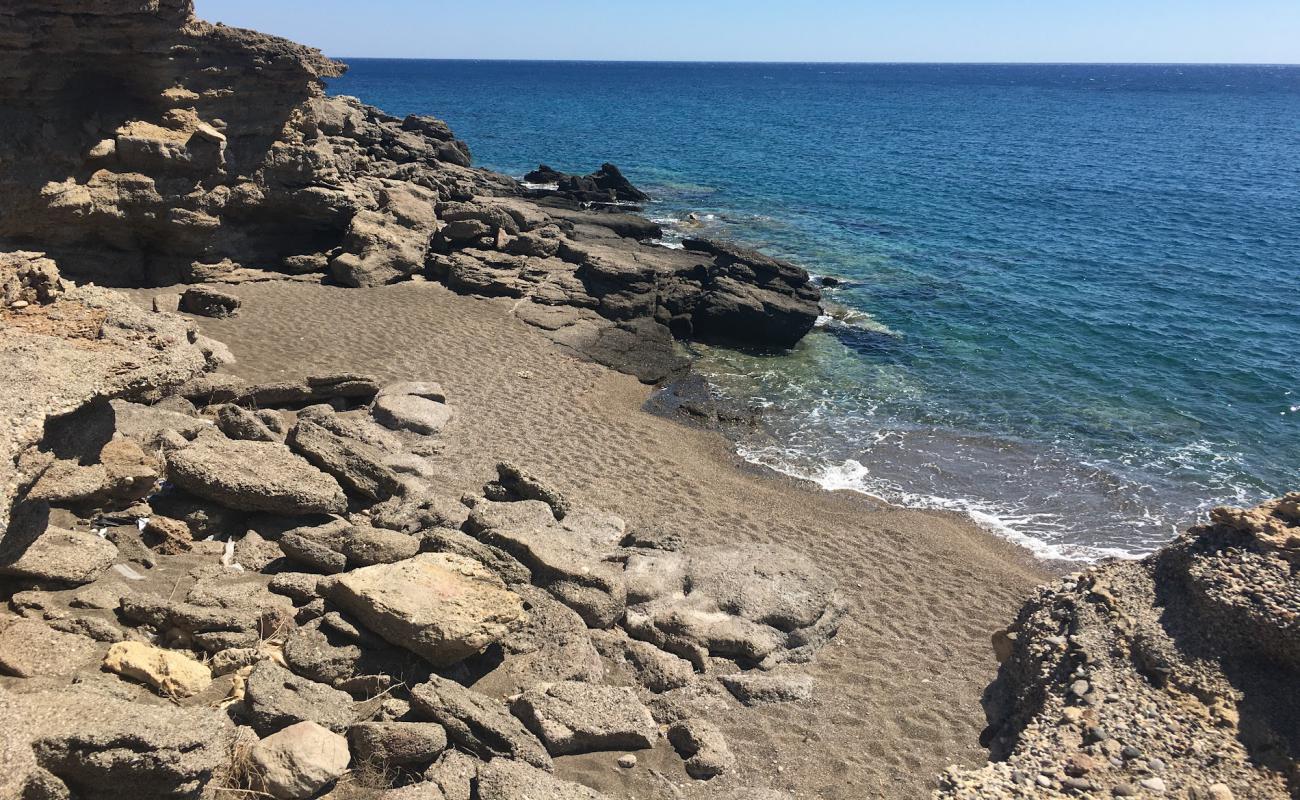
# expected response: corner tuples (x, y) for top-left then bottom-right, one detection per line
(0, 0), (821, 385)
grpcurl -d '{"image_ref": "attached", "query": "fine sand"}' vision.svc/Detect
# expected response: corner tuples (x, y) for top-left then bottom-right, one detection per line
(150, 280), (1049, 799)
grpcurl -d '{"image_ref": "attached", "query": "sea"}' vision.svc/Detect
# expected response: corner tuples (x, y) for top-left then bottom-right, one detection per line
(328, 61), (1300, 560)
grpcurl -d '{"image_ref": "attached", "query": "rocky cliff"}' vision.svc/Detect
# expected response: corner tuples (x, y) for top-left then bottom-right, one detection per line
(0, 0), (820, 384)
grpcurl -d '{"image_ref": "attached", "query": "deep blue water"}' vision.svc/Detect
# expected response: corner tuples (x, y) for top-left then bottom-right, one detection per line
(329, 61), (1300, 558)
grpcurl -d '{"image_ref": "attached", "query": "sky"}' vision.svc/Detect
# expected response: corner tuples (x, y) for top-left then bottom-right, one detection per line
(193, 1), (1300, 64)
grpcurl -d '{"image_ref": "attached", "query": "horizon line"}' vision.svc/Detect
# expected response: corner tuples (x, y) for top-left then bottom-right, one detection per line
(327, 57), (1300, 68)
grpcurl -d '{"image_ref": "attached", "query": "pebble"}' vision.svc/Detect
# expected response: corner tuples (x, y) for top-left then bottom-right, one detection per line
(1207, 784), (1234, 800)
(1139, 777), (1167, 793)
(10, 300), (29, 309)
(1036, 775), (1053, 788)
(1113, 783), (1138, 797)
(617, 754), (637, 769)
(1121, 745), (1142, 759)
(1070, 679), (1091, 697)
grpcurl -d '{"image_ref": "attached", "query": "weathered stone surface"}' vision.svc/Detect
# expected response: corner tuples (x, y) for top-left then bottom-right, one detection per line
(287, 418), (402, 500)
(590, 629), (695, 693)
(467, 500), (627, 628)
(167, 435), (347, 515)
(472, 586), (603, 698)
(282, 614), (428, 693)
(476, 758), (610, 800)
(0, 620), (101, 678)
(511, 682), (658, 756)
(180, 285), (241, 318)
(321, 553), (525, 666)
(347, 721), (448, 767)
(718, 671), (814, 706)
(2, 686), (233, 800)
(339, 524), (420, 567)
(0, 527), (117, 586)
(248, 721), (350, 800)
(409, 675), (552, 770)
(103, 641), (212, 698)
(243, 660), (356, 735)
(214, 403), (278, 442)
(668, 718), (734, 780)
(372, 393), (453, 435)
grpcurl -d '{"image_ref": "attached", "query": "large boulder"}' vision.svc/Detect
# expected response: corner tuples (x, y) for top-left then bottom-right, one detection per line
(320, 553), (526, 667)
(166, 435), (347, 515)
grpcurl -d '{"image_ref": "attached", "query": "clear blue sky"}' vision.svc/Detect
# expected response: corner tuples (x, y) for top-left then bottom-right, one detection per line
(193, 1), (1300, 64)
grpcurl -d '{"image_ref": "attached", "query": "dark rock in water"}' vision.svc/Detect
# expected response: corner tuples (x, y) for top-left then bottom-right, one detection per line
(681, 238), (822, 347)
(819, 275), (842, 287)
(644, 374), (758, 428)
(179, 286), (240, 318)
(524, 163), (650, 204)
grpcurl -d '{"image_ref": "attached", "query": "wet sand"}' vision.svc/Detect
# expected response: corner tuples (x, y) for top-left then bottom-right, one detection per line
(164, 280), (1048, 799)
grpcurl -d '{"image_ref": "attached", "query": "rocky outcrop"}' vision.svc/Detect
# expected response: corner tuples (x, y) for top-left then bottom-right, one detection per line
(936, 494), (1300, 799)
(523, 162), (651, 204)
(0, 2), (820, 385)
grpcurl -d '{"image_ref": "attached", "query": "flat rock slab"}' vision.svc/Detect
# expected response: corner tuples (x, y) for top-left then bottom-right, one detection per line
(718, 672), (814, 706)
(410, 675), (552, 770)
(371, 393), (452, 435)
(167, 435), (346, 515)
(287, 418), (402, 501)
(511, 681), (658, 756)
(321, 553), (525, 667)
(477, 758), (610, 800)
(0, 527), (117, 585)
(0, 620), (102, 678)
(243, 661), (355, 735)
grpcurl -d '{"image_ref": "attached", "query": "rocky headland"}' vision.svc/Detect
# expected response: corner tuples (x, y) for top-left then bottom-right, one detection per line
(1, 3), (1296, 800)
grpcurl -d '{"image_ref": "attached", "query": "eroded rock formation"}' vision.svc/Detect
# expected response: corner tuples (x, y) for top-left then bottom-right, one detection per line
(936, 494), (1300, 799)
(0, 0), (821, 385)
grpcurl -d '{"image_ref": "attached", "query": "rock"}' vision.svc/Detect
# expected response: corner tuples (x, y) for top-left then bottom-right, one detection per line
(511, 681), (658, 756)
(179, 285), (241, 318)
(0, 620), (101, 678)
(11, 687), (233, 800)
(668, 719), (734, 780)
(718, 672), (814, 706)
(524, 163), (649, 204)
(103, 641), (212, 698)
(420, 526), (531, 586)
(590, 630), (696, 693)
(467, 500), (627, 628)
(243, 660), (356, 735)
(215, 403), (279, 442)
(283, 616), (428, 693)
(617, 754), (637, 769)
(471, 586), (603, 698)
(1140, 777), (1167, 793)
(486, 461), (570, 520)
(248, 721), (350, 800)
(476, 758), (610, 800)
(167, 435), (347, 515)
(0, 527), (117, 586)
(347, 722), (448, 767)
(409, 675), (552, 770)
(286, 418), (402, 500)
(279, 531), (348, 574)
(320, 553), (526, 666)
(339, 524), (420, 567)
(376, 381), (447, 402)
(372, 392), (453, 435)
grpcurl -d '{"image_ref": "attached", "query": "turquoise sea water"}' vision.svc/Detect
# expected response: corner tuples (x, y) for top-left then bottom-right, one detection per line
(329, 61), (1300, 558)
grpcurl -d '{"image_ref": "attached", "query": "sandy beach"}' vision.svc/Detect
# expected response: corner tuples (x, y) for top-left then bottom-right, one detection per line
(151, 279), (1049, 799)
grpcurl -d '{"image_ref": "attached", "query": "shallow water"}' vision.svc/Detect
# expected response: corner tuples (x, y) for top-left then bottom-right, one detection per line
(330, 61), (1300, 559)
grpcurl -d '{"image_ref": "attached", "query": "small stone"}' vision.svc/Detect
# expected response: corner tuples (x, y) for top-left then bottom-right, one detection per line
(1113, 783), (1139, 797)
(1207, 784), (1234, 800)
(103, 641), (212, 698)
(1147, 757), (1165, 772)
(248, 721), (350, 800)
(1139, 777), (1167, 793)
(1121, 745), (1142, 760)
(1070, 679), (1091, 697)
(617, 754), (637, 769)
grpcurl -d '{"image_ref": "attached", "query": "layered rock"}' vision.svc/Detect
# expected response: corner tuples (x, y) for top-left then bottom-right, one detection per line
(936, 494), (1300, 799)
(0, 2), (820, 385)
